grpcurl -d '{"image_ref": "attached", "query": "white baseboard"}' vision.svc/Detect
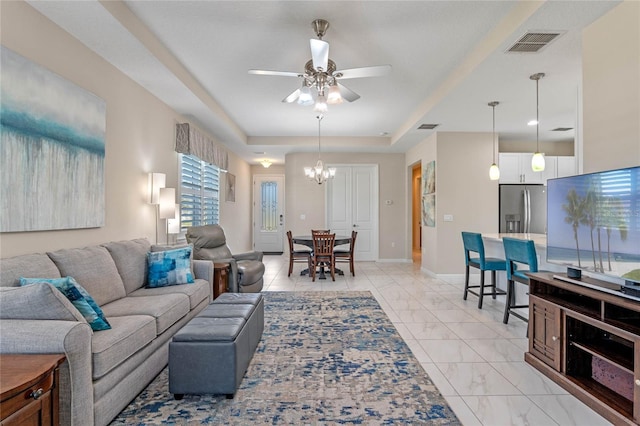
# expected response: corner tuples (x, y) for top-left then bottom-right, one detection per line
(376, 258), (413, 263)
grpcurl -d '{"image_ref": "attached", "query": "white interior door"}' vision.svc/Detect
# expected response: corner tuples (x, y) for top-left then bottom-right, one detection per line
(253, 175), (284, 253)
(327, 165), (378, 261)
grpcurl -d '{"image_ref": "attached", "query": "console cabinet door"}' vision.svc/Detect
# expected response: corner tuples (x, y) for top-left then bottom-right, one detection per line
(529, 295), (562, 371)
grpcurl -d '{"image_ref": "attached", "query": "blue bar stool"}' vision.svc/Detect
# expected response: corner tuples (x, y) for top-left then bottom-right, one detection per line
(461, 232), (507, 309)
(502, 237), (543, 324)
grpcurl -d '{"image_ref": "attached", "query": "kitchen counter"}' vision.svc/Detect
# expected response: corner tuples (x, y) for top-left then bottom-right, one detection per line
(477, 233), (564, 320)
(482, 233), (546, 249)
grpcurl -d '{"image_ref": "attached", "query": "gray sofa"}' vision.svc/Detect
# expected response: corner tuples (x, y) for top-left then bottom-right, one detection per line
(0, 238), (213, 426)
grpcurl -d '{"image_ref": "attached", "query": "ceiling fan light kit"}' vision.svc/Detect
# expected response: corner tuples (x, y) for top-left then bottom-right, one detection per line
(249, 19), (390, 112)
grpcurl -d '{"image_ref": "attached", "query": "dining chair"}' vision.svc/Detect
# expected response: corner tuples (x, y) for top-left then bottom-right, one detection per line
(461, 232), (507, 309)
(334, 230), (357, 276)
(502, 237), (543, 324)
(311, 229), (330, 235)
(286, 231), (311, 277)
(310, 232), (336, 281)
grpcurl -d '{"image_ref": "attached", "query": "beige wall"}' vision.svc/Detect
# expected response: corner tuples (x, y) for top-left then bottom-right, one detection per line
(499, 140), (575, 156)
(582, 1), (640, 173)
(285, 151), (406, 260)
(407, 132), (499, 276)
(0, 2), (252, 257)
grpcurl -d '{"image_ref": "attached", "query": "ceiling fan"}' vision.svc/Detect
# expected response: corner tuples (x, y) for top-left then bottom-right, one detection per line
(248, 19), (391, 112)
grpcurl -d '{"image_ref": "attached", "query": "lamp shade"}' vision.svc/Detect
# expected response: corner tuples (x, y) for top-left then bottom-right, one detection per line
(159, 188), (176, 219)
(489, 163), (500, 180)
(148, 173), (166, 204)
(167, 205), (181, 234)
(531, 152), (545, 172)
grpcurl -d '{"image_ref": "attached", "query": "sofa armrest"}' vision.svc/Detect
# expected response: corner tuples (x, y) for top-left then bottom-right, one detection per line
(0, 319), (93, 426)
(192, 259), (213, 287)
(233, 251), (264, 262)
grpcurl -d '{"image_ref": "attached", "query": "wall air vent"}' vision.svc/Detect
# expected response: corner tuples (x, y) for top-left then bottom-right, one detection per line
(417, 124), (439, 130)
(552, 127), (573, 132)
(506, 32), (562, 53)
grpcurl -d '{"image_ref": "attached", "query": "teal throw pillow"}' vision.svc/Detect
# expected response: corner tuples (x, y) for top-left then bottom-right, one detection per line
(147, 246), (195, 288)
(19, 277), (111, 331)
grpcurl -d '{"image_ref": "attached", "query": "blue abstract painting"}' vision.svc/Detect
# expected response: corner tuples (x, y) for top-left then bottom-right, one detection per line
(0, 46), (106, 232)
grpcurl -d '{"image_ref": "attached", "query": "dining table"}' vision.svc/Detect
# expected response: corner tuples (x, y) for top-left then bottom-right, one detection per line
(292, 235), (351, 280)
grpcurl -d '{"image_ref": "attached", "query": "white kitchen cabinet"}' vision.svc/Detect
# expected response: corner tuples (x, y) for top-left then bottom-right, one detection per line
(556, 156), (577, 178)
(499, 153), (575, 184)
(498, 153), (542, 184)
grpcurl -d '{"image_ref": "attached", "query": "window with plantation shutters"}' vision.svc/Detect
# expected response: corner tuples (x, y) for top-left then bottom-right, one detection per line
(179, 154), (219, 230)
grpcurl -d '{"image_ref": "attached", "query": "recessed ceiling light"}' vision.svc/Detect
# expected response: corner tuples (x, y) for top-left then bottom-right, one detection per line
(528, 120), (538, 126)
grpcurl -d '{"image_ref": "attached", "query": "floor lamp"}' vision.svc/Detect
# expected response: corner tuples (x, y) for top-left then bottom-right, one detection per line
(148, 173), (166, 244)
(159, 187), (176, 245)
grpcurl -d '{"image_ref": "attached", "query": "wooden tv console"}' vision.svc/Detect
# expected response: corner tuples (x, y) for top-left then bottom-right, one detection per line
(525, 272), (640, 425)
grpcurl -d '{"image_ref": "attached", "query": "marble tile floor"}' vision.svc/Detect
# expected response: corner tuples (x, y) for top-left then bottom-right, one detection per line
(261, 254), (612, 426)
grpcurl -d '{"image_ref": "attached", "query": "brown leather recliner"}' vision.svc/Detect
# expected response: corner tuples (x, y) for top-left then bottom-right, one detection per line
(186, 225), (264, 293)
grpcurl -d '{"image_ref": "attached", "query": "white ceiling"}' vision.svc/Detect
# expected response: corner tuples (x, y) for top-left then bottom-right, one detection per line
(27, 0), (620, 166)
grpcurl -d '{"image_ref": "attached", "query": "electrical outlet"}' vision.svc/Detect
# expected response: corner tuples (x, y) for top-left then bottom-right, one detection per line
(391, 242), (395, 248)
(300, 214), (306, 220)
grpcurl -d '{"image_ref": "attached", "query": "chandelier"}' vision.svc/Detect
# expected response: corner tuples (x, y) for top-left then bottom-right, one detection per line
(304, 115), (336, 184)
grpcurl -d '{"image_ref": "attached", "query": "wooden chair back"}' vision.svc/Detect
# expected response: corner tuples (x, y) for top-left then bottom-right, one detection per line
(312, 232), (335, 257)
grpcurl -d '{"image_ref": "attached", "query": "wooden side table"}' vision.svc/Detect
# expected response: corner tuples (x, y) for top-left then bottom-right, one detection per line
(0, 354), (66, 426)
(213, 262), (230, 299)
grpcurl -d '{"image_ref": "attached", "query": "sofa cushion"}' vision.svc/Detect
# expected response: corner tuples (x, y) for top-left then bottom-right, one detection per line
(91, 315), (156, 380)
(103, 239), (151, 295)
(0, 283), (86, 323)
(237, 259), (266, 286)
(0, 253), (61, 287)
(147, 246), (195, 287)
(19, 277), (111, 331)
(47, 246), (126, 306)
(100, 294), (190, 334)
(129, 278), (209, 309)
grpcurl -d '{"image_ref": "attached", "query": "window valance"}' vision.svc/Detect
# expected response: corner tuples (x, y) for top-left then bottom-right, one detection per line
(175, 123), (228, 171)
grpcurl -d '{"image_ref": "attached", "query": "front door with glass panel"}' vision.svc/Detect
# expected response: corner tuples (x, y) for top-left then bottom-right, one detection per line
(253, 175), (284, 253)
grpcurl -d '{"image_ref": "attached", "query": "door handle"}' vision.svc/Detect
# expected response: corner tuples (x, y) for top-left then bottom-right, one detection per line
(353, 224), (358, 227)
(279, 214), (283, 226)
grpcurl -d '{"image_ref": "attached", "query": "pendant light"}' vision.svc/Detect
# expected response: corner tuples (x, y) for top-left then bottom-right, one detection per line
(304, 115), (336, 184)
(488, 101), (500, 180)
(530, 73), (545, 172)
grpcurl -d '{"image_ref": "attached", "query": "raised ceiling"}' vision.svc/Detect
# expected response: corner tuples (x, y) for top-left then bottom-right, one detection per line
(27, 0), (620, 166)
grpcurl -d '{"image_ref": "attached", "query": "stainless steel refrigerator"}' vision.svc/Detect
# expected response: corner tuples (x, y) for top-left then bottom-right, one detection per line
(499, 184), (547, 234)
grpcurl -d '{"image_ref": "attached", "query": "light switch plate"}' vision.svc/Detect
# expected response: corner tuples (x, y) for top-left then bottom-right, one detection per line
(443, 214), (454, 222)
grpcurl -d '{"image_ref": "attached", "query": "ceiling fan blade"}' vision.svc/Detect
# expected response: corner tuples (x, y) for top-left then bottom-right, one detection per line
(337, 83), (360, 102)
(310, 39), (329, 71)
(249, 69), (301, 77)
(282, 88), (300, 103)
(334, 65), (391, 79)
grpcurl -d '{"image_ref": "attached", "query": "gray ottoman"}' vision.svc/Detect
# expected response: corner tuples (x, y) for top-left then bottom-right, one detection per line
(168, 293), (264, 399)
(211, 294), (264, 353)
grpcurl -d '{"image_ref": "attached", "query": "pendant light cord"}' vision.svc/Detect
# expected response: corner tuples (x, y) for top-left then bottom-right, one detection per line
(536, 78), (540, 152)
(492, 104), (496, 163)
(318, 115), (322, 160)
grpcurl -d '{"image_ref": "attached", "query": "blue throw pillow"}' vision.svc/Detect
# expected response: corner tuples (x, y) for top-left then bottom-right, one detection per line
(19, 277), (111, 331)
(147, 246), (195, 288)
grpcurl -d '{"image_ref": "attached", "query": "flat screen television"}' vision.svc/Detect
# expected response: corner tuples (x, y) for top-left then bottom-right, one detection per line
(547, 166), (640, 285)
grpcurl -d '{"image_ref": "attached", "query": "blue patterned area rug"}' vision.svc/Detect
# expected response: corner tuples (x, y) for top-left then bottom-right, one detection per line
(111, 291), (460, 425)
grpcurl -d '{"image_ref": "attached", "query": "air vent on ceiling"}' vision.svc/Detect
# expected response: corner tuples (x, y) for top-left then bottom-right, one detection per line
(552, 127), (573, 132)
(417, 124), (439, 130)
(506, 32), (562, 53)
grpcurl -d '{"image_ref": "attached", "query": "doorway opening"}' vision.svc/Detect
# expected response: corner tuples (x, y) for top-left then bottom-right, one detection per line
(411, 163), (422, 263)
